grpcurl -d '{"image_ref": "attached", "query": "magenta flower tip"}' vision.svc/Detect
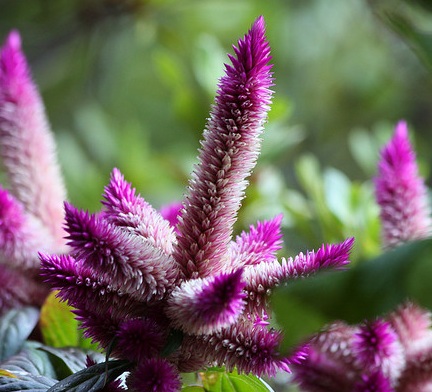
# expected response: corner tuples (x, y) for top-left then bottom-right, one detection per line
(102, 168), (136, 209)
(0, 30), (26, 83)
(159, 201), (183, 232)
(4, 30), (21, 51)
(353, 320), (401, 370)
(166, 269), (246, 335)
(0, 186), (25, 245)
(375, 121), (431, 248)
(230, 214), (284, 268)
(0, 30), (67, 246)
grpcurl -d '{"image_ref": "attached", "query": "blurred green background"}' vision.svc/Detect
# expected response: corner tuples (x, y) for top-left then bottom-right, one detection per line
(2, 0), (432, 390)
(1, 0), (431, 219)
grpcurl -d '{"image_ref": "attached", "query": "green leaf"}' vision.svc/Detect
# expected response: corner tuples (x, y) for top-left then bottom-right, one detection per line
(38, 346), (103, 380)
(0, 307), (39, 362)
(39, 292), (98, 351)
(1, 342), (57, 380)
(46, 360), (130, 392)
(182, 387), (206, 392)
(199, 369), (273, 392)
(382, 11), (432, 74)
(39, 292), (78, 348)
(0, 373), (56, 391)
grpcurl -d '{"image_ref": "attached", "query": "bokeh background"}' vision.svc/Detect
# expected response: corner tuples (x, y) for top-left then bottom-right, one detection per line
(2, 0), (432, 390)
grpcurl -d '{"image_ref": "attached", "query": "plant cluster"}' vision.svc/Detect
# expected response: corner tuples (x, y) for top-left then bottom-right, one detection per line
(0, 15), (431, 392)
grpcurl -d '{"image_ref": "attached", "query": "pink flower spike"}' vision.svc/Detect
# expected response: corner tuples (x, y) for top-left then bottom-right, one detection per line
(166, 269), (246, 335)
(102, 168), (176, 255)
(173, 16), (273, 279)
(375, 121), (431, 248)
(229, 214), (283, 269)
(200, 323), (289, 377)
(0, 30), (66, 245)
(243, 237), (353, 313)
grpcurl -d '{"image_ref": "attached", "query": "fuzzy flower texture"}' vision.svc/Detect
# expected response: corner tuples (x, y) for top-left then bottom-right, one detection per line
(292, 122), (432, 391)
(0, 18), (354, 391)
(375, 120), (431, 248)
(292, 302), (432, 391)
(0, 30), (66, 314)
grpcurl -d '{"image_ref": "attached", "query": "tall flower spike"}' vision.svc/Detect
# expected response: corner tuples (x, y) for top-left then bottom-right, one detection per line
(0, 30), (67, 314)
(0, 30), (66, 245)
(375, 121), (431, 248)
(173, 15), (273, 279)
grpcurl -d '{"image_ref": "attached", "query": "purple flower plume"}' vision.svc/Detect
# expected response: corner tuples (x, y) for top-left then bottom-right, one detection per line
(166, 269), (246, 335)
(292, 302), (432, 392)
(0, 30), (66, 244)
(173, 15), (274, 280)
(0, 30), (66, 313)
(243, 237), (353, 313)
(375, 121), (431, 248)
(37, 17), (354, 390)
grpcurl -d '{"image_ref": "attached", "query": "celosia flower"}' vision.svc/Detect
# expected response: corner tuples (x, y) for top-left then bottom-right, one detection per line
(0, 30), (66, 314)
(375, 121), (431, 248)
(292, 302), (432, 391)
(39, 16), (353, 390)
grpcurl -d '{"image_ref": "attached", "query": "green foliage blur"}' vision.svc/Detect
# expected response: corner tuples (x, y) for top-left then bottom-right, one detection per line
(3, 0), (432, 391)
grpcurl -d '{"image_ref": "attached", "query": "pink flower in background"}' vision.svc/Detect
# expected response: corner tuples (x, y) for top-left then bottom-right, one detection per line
(375, 121), (431, 248)
(38, 17), (353, 391)
(0, 30), (66, 313)
(292, 302), (432, 391)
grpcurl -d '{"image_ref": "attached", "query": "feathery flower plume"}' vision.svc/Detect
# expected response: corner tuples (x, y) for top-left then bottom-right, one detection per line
(166, 269), (246, 335)
(292, 302), (432, 391)
(173, 15), (274, 279)
(38, 17), (353, 391)
(375, 121), (431, 248)
(0, 30), (66, 313)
